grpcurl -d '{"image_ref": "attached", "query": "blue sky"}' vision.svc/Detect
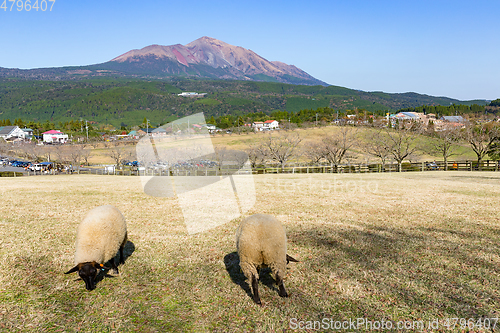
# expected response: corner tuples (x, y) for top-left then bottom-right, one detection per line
(0, 0), (498, 101)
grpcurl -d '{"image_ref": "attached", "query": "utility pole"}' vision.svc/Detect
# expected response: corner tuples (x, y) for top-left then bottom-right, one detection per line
(85, 120), (89, 140)
(146, 119), (150, 136)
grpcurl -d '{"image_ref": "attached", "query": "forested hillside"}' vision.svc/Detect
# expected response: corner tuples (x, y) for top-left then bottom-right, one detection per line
(0, 78), (488, 128)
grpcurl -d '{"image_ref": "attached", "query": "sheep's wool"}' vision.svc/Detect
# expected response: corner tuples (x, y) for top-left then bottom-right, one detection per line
(236, 214), (287, 280)
(74, 205), (127, 265)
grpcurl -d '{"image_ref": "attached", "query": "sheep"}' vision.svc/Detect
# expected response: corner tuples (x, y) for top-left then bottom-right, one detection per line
(64, 205), (128, 291)
(236, 214), (298, 305)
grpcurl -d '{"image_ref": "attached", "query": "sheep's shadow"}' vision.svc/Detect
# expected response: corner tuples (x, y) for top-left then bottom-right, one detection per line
(93, 240), (136, 287)
(223, 252), (280, 301)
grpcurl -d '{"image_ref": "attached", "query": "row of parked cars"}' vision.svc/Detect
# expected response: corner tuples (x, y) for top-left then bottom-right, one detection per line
(1, 157), (29, 168)
(1, 157), (52, 171)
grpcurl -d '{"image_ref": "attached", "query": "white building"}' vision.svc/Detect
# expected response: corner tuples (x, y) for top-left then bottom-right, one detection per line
(263, 120), (279, 130)
(177, 92), (207, 97)
(252, 121), (264, 131)
(42, 130), (69, 143)
(0, 126), (27, 141)
(252, 120), (279, 131)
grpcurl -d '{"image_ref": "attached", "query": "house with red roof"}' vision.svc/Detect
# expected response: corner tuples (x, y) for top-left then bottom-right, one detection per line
(252, 120), (279, 131)
(42, 130), (69, 143)
(263, 120), (279, 130)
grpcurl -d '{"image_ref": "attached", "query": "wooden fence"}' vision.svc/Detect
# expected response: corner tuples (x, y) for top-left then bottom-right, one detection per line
(19, 160), (500, 177)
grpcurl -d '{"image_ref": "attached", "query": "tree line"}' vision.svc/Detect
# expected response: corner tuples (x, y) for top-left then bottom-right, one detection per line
(242, 121), (500, 172)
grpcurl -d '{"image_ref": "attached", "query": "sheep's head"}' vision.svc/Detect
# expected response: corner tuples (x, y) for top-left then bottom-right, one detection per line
(65, 262), (108, 291)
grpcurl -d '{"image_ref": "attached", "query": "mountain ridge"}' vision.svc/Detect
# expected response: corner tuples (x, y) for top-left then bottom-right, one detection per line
(0, 37), (325, 86)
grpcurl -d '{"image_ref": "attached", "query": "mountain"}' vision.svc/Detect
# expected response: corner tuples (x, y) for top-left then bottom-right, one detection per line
(0, 37), (326, 85)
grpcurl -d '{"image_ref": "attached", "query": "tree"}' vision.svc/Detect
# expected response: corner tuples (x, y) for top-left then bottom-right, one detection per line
(107, 143), (126, 167)
(245, 145), (266, 168)
(487, 139), (500, 160)
(302, 141), (325, 165)
(363, 129), (391, 171)
(81, 145), (93, 166)
(464, 122), (500, 170)
(382, 127), (419, 172)
(489, 99), (500, 107)
(259, 132), (302, 171)
(430, 128), (461, 170)
(67, 145), (86, 172)
(320, 126), (357, 172)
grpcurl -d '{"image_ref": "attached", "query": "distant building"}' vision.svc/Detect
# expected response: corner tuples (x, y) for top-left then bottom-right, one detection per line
(252, 120), (279, 131)
(128, 130), (139, 139)
(263, 120), (279, 130)
(177, 92), (207, 97)
(21, 128), (34, 140)
(437, 115), (466, 130)
(42, 130), (69, 143)
(151, 127), (167, 136)
(0, 126), (27, 141)
(441, 116), (465, 123)
(252, 121), (264, 131)
(202, 124), (217, 133)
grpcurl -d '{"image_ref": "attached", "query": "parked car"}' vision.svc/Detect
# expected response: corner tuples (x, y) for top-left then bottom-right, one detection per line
(426, 162), (439, 170)
(124, 161), (139, 166)
(29, 163), (43, 171)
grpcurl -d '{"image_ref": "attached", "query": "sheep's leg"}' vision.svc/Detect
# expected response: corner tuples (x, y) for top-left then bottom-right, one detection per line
(276, 274), (288, 298)
(119, 233), (127, 265)
(251, 274), (262, 305)
(110, 258), (119, 275)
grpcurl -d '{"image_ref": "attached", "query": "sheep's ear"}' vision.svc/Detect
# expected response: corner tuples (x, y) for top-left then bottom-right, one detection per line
(64, 265), (80, 274)
(286, 254), (299, 264)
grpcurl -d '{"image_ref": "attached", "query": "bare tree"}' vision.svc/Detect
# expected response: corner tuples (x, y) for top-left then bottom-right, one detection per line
(321, 126), (357, 172)
(81, 145), (93, 166)
(40, 145), (56, 162)
(213, 146), (229, 172)
(228, 150), (250, 169)
(430, 128), (461, 170)
(54, 146), (70, 164)
(383, 127), (419, 172)
(17, 143), (40, 162)
(107, 143), (126, 167)
(464, 122), (500, 170)
(363, 129), (391, 171)
(67, 145), (86, 172)
(245, 145), (266, 168)
(0, 139), (8, 156)
(302, 141), (325, 165)
(259, 132), (302, 171)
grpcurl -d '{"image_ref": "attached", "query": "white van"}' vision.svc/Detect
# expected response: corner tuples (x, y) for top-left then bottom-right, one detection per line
(29, 164), (43, 171)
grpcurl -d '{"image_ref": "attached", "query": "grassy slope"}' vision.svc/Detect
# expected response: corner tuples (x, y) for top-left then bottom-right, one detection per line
(0, 172), (499, 331)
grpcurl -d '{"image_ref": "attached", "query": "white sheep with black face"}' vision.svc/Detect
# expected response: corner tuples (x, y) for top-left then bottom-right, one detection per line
(236, 214), (298, 305)
(65, 205), (128, 291)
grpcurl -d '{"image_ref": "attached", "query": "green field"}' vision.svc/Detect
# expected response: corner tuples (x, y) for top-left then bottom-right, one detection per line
(1, 172), (499, 331)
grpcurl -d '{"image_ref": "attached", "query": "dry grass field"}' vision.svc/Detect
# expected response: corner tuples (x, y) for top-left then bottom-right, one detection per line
(84, 126), (477, 165)
(1, 171), (499, 332)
